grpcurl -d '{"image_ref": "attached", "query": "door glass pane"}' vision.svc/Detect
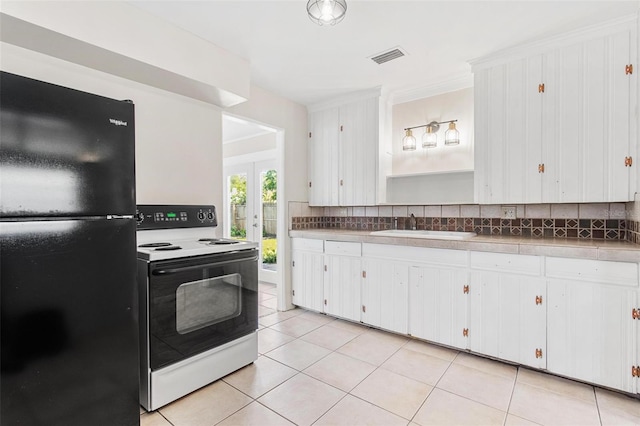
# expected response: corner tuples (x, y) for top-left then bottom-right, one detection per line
(176, 274), (242, 334)
(228, 173), (247, 240)
(261, 169), (277, 272)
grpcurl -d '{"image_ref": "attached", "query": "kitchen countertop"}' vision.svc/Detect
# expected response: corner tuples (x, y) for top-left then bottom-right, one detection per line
(289, 229), (640, 263)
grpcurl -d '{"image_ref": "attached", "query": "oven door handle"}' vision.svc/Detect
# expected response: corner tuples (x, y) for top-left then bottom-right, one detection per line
(152, 255), (259, 275)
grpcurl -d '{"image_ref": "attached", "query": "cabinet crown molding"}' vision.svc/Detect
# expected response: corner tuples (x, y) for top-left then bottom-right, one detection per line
(469, 13), (637, 71)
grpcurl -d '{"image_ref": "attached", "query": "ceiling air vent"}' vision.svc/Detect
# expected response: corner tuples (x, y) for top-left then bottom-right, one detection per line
(370, 47), (407, 65)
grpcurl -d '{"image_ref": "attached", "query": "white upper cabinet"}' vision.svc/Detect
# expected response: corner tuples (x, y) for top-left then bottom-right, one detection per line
(473, 16), (637, 204)
(474, 55), (544, 204)
(338, 98), (379, 206)
(308, 107), (340, 206)
(308, 90), (386, 206)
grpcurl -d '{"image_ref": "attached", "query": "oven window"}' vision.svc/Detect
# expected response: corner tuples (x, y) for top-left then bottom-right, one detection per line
(176, 273), (242, 334)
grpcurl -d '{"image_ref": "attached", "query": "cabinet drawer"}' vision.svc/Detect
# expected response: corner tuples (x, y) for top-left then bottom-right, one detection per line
(546, 257), (638, 287)
(470, 251), (542, 275)
(325, 240), (361, 256)
(291, 238), (324, 253)
(363, 243), (467, 266)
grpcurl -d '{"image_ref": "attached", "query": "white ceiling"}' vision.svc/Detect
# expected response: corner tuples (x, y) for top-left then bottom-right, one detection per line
(131, 1), (638, 107)
(222, 114), (277, 143)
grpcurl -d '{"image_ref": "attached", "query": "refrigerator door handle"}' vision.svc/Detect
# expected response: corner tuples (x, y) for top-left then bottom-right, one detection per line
(107, 215), (134, 219)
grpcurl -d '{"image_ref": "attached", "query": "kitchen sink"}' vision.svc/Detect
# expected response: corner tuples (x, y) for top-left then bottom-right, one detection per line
(369, 230), (477, 240)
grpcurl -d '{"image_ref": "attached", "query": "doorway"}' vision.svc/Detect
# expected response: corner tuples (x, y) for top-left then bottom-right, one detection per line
(224, 159), (279, 284)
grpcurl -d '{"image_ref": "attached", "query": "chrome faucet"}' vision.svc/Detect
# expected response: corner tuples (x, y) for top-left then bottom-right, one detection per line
(409, 213), (417, 230)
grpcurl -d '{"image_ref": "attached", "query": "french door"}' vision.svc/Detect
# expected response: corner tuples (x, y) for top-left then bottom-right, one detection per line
(223, 159), (278, 284)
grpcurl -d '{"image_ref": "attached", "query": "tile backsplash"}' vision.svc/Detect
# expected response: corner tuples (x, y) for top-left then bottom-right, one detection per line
(289, 201), (638, 244)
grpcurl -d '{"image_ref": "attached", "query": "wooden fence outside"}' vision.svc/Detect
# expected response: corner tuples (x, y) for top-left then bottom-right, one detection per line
(231, 203), (277, 236)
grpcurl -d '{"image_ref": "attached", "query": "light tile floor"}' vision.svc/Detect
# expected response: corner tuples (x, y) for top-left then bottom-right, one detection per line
(141, 282), (640, 426)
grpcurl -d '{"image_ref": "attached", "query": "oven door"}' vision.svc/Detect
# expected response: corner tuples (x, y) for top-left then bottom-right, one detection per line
(148, 249), (258, 370)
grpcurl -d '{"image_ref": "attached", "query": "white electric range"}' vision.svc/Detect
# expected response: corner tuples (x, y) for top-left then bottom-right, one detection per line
(136, 205), (257, 261)
(136, 204), (259, 411)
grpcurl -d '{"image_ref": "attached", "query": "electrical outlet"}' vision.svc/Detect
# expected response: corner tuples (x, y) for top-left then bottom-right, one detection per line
(502, 206), (517, 219)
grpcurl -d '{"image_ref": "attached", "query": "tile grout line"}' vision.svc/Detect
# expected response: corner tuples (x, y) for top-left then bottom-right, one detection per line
(593, 386), (604, 426)
(158, 411), (175, 426)
(259, 323), (361, 425)
(253, 400), (299, 426)
(210, 393), (253, 426)
(276, 316), (417, 424)
(304, 327), (415, 424)
(502, 367), (520, 426)
(340, 336), (421, 423)
(406, 348), (459, 425)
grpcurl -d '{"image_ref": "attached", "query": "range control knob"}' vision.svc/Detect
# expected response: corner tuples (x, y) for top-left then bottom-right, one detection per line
(207, 211), (215, 221)
(197, 211), (206, 221)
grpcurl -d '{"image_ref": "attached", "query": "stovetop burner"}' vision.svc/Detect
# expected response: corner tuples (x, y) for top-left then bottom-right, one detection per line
(139, 242), (172, 248)
(198, 238), (240, 245)
(136, 223), (258, 261)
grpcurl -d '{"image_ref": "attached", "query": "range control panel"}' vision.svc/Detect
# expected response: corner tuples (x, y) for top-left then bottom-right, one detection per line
(136, 204), (217, 229)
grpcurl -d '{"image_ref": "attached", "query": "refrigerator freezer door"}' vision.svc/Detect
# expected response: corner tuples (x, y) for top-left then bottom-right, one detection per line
(0, 72), (135, 218)
(0, 218), (139, 426)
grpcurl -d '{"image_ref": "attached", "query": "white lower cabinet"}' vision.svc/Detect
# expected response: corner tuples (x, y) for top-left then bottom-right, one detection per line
(291, 237), (640, 394)
(546, 257), (639, 393)
(408, 265), (468, 350)
(291, 238), (325, 312)
(469, 251), (546, 368)
(324, 241), (362, 322)
(469, 271), (547, 368)
(361, 258), (409, 334)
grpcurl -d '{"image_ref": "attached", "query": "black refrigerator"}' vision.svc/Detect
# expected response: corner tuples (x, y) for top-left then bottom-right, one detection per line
(0, 72), (139, 425)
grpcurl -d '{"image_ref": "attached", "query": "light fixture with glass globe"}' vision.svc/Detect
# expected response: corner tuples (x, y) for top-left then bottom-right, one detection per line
(421, 122), (439, 148)
(402, 129), (416, 151)
(307, 0), (347, 26)
(402, 120), (460, 151)
(444, 121), (460, 145)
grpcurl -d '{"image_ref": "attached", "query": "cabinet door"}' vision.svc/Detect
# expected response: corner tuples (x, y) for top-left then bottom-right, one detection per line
(361, 259), (409, 334)
(409, 265), (468, 349)
(292, 250), (325, 312)
(479, 64), (506, 204)
(543, 28), (634, 202)
(474, 57), (543, 204)
(469, 271), (547, 368)
(473, 68), (490, 203)
(608, 28), (635, 201)
(324, 254), (361, 322)
(339, 97), (378, 206)
(308, 107), (340, 206)
(547, 279), (636, 392)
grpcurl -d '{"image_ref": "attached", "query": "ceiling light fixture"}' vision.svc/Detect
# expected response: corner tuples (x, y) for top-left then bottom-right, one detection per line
(402, 120), (460, 151)
(307, 0), (347, 26)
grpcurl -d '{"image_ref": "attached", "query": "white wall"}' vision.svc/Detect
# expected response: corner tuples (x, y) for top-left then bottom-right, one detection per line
(227, 85), (308, 309)
(392, 87), (474, 175)
(1, 42), (224, 221)
(227, 85), (308, 202)
(0, 1), (249, 106)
